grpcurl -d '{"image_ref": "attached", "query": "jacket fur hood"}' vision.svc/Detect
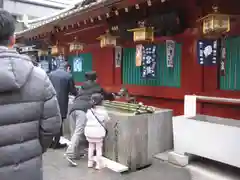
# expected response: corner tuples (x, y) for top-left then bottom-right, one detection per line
(0, 46), (33, 92)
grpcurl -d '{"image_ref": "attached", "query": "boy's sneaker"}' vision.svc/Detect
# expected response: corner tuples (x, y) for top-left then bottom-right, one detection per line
(64, 154), (78, 167)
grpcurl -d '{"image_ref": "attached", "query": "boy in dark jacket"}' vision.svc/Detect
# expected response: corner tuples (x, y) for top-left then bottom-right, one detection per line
(65, 71), (114, 166)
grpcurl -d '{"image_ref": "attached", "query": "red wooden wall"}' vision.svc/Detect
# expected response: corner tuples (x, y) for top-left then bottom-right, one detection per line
(69, 31), (240, 119)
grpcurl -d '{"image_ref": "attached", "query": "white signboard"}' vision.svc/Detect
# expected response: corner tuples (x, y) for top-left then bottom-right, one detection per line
(166, 40), (175, 68)
(115, 46), (122, 68)
(73, 57), (83, 72)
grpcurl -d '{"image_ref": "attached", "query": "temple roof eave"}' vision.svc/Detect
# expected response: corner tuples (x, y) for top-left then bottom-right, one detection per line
(15, 0), (108, 37)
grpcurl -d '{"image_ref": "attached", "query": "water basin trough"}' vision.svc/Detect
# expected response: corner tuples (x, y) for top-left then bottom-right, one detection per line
(169, 95), (240, 169)
(104, 107), (173, 171)
(64, 98), (173, 171)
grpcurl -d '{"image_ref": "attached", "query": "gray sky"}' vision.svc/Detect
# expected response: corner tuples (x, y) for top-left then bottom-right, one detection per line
(25, 0), (79, 8)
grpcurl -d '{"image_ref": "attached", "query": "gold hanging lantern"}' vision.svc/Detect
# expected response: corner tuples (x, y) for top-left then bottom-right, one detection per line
(128, 27), (154, 42)
(69, 37), (84, 52)
(128, 20), (154, 42)
(198, 6), (230, 35)
(51, 40), (61, 55)
(97, 30), (118, 48)
(51, 45), (59, 55)
(69, 42), (84, 52)
(51, 46), (64, 55)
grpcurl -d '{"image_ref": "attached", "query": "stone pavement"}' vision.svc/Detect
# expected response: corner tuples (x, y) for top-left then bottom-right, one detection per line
(43, 149), (240, 180)
(43, 149), (191, 180)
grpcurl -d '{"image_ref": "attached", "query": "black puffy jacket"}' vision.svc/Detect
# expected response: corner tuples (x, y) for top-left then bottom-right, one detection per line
(69, 81), (114, 114)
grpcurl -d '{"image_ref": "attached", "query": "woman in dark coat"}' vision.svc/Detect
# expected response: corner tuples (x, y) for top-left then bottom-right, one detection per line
(48, 65), (78, 148)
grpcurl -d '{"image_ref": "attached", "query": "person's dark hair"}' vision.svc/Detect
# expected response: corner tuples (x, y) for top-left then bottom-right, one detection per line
(91, 93), (104, 107)
(0, 9), (15, 46)
(85, 71), (97, 81)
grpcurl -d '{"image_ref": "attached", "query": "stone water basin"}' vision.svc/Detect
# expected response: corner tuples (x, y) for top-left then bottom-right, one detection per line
(104, 108), (173, 171)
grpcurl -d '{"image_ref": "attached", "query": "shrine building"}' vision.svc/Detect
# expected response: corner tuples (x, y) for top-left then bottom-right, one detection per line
(16, 0), (240, 119)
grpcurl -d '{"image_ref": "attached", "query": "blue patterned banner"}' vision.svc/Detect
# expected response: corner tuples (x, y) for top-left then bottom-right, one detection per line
(141, 44), (157, 79)
(197, 39), (219, 66)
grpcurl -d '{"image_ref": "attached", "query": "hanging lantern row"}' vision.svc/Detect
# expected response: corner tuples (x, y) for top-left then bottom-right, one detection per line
(97, 26), (154, 48)
(97, 21), (155, 47)
(28, 0), (169, 49)
(197, 6), (230, 36)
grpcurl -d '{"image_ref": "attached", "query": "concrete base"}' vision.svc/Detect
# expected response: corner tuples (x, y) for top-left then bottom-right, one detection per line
(154, 150), (172, 162)
(168, 152), (189, 167)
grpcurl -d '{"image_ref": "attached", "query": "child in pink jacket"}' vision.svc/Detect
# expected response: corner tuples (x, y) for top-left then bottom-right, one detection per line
(84, 93), (109, 169)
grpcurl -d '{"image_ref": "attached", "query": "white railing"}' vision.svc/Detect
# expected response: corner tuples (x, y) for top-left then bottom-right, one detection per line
(184, 95), (240, 117)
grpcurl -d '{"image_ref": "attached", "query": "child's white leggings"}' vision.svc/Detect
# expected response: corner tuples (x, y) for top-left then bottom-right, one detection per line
(86, 137), (103, 169)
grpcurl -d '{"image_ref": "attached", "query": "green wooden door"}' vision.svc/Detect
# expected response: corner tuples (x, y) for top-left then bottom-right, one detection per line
(220, 37), (240, 90)
(122, 44), (181, 87)
(68, 53), (93, 83)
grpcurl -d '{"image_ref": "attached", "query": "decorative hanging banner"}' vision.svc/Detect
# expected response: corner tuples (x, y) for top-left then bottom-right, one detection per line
(220, 39), (226, 76)
(141, 44), (157, 79)
(115, 46), (122, 68)
(73, 56), (83, 72)
(197, 39), (219, 66)
(136, 44), (143, 67)
(166, 40), (175, 68)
